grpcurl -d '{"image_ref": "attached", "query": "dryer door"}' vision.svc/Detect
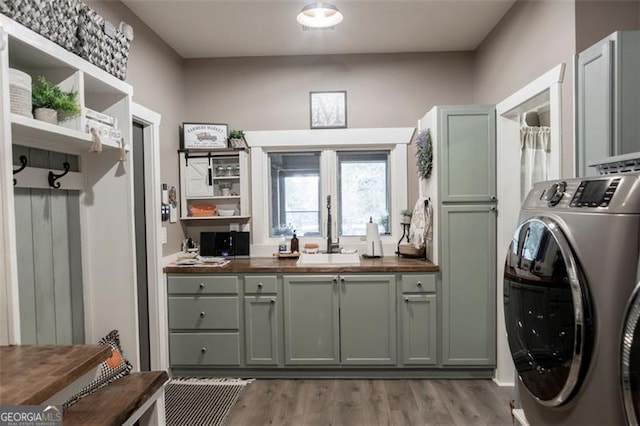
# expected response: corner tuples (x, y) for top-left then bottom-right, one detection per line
(504, 216), (592, 407)
(622, 281), (640, 424)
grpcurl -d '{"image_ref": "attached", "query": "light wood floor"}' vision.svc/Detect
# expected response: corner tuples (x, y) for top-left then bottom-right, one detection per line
(226, 379), (514, 426)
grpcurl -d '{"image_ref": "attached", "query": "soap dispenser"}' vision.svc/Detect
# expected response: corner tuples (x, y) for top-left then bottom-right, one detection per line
(291, 230), (299, 253)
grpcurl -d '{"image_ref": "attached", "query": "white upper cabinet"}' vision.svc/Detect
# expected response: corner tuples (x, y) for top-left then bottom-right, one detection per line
(576, 31), (640, 177)
(179, 150), (250, 222)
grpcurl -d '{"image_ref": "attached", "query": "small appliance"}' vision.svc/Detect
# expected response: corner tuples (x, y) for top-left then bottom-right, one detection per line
(200, 231), (250, 257)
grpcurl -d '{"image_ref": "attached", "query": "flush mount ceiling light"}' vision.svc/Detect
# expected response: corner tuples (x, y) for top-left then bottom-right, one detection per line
(296, 2), (343, 29)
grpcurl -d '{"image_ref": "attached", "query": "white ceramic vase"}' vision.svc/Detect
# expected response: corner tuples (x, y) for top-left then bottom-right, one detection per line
(34, 107), (57, 124)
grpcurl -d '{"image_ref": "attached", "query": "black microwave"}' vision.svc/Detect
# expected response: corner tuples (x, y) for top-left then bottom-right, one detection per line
(200, 231), (250, 257)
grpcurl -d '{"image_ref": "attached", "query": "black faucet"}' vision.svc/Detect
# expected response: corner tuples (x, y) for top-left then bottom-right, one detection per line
(326, 195), (339, 253)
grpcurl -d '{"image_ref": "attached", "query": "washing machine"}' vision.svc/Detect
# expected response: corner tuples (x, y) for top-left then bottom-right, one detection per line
(504, 172), (640, 425)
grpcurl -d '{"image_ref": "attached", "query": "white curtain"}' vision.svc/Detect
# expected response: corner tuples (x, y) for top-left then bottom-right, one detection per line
(521, 126), (551, 201)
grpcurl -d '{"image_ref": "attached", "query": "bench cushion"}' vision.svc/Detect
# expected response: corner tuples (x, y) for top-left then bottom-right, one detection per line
(63, 371), (168, 426)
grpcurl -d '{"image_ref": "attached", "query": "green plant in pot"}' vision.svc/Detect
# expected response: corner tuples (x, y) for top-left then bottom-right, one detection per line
(32, 76), (81, 124)
(228, 129), (246, 149)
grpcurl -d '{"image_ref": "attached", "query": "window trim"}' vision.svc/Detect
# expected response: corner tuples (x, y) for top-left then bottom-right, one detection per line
(249, 128), (414, 257)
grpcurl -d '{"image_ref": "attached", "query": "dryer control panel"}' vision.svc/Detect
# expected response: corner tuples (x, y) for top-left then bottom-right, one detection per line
(570, 178), (621, 208)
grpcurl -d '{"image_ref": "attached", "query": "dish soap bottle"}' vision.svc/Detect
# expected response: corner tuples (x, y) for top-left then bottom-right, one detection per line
(290, 230), (299, 253)
(278, 234), (287, 253)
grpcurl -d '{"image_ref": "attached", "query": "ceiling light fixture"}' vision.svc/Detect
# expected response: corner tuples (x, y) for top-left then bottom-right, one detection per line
(296, 2), (343, 29)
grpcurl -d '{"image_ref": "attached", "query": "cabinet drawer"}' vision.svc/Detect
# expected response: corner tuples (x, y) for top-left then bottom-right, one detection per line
(169, 333), (240, 366)
(401, 274), (436, 293)
(244, 276), (278, 294)
(168, 275), (238, 295)
(168, 297), (239, 330)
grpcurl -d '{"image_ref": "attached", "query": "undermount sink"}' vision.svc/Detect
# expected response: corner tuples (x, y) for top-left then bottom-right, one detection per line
(296, 253), (361, 266)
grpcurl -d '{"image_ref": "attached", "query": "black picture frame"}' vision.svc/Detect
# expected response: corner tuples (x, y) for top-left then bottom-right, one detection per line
(310, 91), (347, 129)
(181, 122), (228, 149)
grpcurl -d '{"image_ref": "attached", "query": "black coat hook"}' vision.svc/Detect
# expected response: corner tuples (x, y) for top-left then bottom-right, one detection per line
(13, 155), (27, 186)
(48, 162), (70, 189)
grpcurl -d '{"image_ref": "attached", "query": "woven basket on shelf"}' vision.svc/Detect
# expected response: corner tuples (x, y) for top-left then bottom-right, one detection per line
(0, 0), (80, 52)
(76, 4), (132, 80)
(9, 68), (32, 118)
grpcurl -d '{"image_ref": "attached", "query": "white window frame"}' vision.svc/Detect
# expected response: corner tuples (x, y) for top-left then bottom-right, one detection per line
(247, 128), (414, 257)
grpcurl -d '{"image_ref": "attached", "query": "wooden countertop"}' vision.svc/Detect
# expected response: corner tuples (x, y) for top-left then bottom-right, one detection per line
(0, 345), (111, 405)
(164, 256), (438, 274)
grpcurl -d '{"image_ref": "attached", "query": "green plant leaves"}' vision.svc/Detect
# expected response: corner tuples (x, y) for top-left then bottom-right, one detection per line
(32, 75), (80, 116)
(416, 129), (433, 179)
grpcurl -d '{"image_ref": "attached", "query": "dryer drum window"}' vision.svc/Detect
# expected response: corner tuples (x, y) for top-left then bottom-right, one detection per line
(504, 217), (593, 407)
(621, 281), (640, 424)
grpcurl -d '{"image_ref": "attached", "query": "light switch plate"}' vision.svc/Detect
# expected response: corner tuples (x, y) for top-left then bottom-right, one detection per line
(160, 227), (167, 244)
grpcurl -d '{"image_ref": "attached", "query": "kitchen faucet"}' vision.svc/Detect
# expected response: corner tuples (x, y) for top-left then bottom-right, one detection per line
(326, 195), (340, 253)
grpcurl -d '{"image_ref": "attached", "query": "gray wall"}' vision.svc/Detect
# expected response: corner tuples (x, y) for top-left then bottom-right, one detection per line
(575, 0), (640, 51)
(184, 53), (475, 209)
(473, 0), (576, 176)
(85, 1), (185, 256)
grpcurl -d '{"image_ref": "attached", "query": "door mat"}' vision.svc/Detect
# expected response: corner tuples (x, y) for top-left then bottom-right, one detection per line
(165, 377), (254, 426)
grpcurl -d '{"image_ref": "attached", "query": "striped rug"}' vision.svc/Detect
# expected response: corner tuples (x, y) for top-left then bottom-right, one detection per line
(165, 377), (253, 426)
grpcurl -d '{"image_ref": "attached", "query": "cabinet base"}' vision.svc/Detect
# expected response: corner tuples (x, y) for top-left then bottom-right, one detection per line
(170, 367), (495, 379)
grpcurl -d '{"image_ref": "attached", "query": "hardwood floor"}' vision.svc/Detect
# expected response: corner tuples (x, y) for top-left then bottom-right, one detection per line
(226, 379), (514, 426)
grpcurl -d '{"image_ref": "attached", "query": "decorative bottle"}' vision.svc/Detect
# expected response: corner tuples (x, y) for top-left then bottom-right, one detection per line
(290, 230), (299, 253)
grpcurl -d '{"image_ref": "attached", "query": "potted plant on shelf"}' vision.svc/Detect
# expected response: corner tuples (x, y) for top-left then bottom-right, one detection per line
(31, 76), (81, 124)
(218, 181), (233, 196)
(228, 129), (247, 149)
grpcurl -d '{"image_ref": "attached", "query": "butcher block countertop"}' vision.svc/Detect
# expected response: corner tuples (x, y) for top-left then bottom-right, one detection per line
(164, 256), (438, 274)
(0, 345), (111, 405)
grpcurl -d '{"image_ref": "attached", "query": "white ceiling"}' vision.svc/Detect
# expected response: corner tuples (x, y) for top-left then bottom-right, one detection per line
(121, 0), (516, 59)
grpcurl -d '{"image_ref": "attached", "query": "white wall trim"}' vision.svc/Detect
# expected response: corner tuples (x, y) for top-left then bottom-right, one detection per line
(494, 63), (565, 387)
(246, 127), (415, 148)
(496, 63), (565, 117)
(132, 103), (167, 373)
(0, 24), (20, 345)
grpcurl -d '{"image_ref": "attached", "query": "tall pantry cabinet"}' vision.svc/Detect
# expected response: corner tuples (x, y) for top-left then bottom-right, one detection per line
(575, 31), (640, 176)
(0, 15), (141, 368)
(418, 106), (497, 367)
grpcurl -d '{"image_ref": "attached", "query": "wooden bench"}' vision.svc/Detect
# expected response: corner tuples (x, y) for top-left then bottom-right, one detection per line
(63, 371), (169, 426)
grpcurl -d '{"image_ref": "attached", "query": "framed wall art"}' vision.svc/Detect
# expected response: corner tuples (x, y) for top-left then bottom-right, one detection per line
(310, 91), (347, 129)
(182, 122), (228, 149)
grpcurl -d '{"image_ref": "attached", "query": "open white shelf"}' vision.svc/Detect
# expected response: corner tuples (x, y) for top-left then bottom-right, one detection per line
(180, 215), (251, 221)
(11, 114), (119, 154)
(186, 195), (241, 201)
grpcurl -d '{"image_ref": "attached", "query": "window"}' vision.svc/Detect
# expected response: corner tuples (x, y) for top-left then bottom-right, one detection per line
(249, 127), (411, 254)
(269, 152), (321, 237)
(338, 151), (390, 236)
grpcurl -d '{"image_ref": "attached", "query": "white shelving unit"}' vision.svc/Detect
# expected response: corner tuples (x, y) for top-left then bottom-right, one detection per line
(178, 149), (250, 224)
(0, 14), (140, 367)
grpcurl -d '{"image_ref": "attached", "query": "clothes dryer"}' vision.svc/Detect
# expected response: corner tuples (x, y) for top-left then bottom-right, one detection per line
(504, 172), (640, 425)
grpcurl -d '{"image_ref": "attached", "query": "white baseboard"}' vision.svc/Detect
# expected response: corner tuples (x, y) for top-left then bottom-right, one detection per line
(513, 408), (529, 426)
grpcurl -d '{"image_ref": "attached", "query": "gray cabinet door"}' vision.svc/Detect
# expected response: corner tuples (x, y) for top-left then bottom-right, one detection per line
(401, 294), (437, 365)
(441, 205), (496, 366)
(284, 275), (339, 365)
(439, 106), (496, 203)
(245, 295), (280, 365)
(576, 39), (613, 177)
(340, 275), (396, 365)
